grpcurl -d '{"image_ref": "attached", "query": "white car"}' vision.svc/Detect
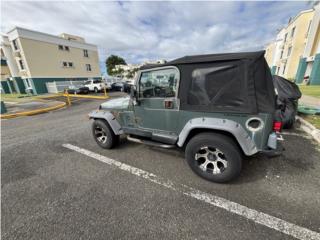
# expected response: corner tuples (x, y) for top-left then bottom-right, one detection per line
(84, 79), (104, 93)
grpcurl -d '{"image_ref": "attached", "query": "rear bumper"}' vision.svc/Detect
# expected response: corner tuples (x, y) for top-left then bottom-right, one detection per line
(260, 141), (284, 157)
(261, 133), (285, 157)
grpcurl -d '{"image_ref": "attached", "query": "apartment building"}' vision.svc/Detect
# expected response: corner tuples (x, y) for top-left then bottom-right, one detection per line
(265, 7), (319, 85)
(296, 5), (320, 85)
(0, 27), (101, 94)
(113, 59), (166, 79)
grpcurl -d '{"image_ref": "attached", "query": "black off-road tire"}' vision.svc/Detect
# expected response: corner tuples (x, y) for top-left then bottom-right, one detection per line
(185, 133), (242, 183)
(94, 87), (99, 93)
(92, 119), (119, 149)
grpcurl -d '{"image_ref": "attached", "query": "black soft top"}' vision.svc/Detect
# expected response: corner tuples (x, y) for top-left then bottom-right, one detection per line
(141, 51), (276, 114)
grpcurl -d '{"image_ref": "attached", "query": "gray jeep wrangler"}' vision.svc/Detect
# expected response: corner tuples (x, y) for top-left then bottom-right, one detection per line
(89, 51), (283, 183)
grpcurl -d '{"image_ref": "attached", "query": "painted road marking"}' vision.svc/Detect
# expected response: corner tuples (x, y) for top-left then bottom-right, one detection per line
(62, 143), (320, 240)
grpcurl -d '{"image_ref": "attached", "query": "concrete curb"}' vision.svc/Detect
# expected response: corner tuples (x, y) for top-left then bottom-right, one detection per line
(296, 116), (320, 144)
(0, 102), (67, 119)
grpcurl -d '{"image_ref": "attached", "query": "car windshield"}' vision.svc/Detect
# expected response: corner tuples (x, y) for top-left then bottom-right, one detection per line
(84, 80), (91, 85)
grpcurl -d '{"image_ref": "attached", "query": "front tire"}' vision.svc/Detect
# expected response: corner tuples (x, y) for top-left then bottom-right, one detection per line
(94, 87), (99, 93)
(185, 133), (242, 183)
(92, 119), (119, 149)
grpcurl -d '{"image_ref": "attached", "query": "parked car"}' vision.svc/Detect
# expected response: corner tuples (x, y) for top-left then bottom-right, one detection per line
(273, 75), (301, 129)
(84, 79), (104, 93)
(67, 85), (89, 94)
(89, 51), (283, 183)
(104, 81), (112, 90)
(111, 82), (131, 93)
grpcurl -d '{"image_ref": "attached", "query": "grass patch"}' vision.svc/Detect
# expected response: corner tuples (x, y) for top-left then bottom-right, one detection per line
(298, 85), (320, 99)
(300, 114), (320, 129)
(1, 93), (33, 102)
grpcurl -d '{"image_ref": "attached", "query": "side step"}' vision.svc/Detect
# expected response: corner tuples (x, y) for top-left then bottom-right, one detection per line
(127, 135), (176, 149)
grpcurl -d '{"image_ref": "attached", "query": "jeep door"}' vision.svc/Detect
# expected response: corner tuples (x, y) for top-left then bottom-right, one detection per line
(133, 67), (180, 144)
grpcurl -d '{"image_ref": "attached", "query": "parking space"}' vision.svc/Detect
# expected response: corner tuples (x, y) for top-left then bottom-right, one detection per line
(1, 98), (320, 240)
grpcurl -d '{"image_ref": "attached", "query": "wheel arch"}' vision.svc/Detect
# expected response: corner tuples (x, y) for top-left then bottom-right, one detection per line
(177, 118), (258, 156)
(182, 128), (244, 155)
(89, 110), (123, 135)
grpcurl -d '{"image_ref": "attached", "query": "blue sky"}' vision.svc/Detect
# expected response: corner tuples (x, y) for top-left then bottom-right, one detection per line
(1, 1), (311, 74)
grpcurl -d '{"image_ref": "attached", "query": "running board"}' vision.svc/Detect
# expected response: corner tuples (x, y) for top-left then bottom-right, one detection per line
(127, 135), (175, 149)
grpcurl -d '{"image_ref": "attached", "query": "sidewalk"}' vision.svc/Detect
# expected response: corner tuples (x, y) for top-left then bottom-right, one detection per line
(3, 99), (64, 114)
(299, 95), (320, 108)
(1, 98), (66, 119)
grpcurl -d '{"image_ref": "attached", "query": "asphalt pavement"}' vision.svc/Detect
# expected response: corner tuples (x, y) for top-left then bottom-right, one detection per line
(1, 94), (320, 240)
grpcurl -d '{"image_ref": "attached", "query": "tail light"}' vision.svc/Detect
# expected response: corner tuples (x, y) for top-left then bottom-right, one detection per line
(273, 121), (282, 132)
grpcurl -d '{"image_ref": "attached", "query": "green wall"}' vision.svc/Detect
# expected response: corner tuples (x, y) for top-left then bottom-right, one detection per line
(1, 81), (11, 94)
(15, 77), (26, 94)
(31, 77), (102, 94)
(309, 53), (320, 85)
(295, 57), (307, 84)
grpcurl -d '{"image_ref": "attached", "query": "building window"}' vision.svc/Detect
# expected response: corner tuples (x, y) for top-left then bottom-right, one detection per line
(18, 59), (25, 70)
(12, 39), (19, 51)
(282, 64), (286, 75)
(287, 47), (292, 57)
(291, 27), (296, 38)
(68, 62), (73, 68)
(64, 46), (70, 51)
(58, 45), (64, 50)
(62, 61), (68, 67)
(306, 21), (312, 37)
(284, 33), (287, 42)
(86, 64), (92, 71)
(83, 49), (89, 57)
(280, 50), (284, 59)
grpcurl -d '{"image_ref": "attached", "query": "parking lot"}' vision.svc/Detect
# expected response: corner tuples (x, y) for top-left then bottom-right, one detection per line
(2, 95), (320, 240)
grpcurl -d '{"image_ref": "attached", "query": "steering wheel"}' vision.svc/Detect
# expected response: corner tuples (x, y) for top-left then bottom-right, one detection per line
(154, 86), (162, 96)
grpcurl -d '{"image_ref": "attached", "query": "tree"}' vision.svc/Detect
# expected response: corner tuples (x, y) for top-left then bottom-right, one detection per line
(106, 55), (127, 76)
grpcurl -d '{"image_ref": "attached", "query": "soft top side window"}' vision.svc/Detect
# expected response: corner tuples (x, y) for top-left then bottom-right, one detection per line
(139, 68), (179, 98)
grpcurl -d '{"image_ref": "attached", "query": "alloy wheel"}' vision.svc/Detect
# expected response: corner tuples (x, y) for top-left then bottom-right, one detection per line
(94, 126), (107, 143)
(195, 146), (228, 174)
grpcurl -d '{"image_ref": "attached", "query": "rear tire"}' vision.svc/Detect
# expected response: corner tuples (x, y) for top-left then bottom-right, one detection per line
(92, 119), (119, 149)
(185, 133), (242, 183)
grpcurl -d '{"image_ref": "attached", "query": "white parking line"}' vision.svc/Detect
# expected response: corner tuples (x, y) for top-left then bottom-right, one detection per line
(63, 143), (320, 240)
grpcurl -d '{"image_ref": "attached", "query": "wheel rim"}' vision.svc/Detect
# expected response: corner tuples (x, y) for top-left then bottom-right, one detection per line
(194, 146), (228, 175)
(94, 126), (107, 143)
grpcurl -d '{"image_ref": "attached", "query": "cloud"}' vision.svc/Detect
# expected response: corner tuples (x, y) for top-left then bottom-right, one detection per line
(1, 1), (309, 73)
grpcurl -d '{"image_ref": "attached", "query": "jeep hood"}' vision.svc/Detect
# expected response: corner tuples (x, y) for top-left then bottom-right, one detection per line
(100, 96), (130, 110)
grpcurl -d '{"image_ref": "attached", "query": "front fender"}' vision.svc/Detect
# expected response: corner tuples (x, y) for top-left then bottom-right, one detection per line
(89, 110), (124, 135)
(177, 118), (258, 156)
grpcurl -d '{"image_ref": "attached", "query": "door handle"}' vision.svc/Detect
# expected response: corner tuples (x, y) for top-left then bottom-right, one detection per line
(164, 99), (174, 109)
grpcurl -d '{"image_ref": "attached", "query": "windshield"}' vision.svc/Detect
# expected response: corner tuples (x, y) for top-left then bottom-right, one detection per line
(84, 80), (91, 85)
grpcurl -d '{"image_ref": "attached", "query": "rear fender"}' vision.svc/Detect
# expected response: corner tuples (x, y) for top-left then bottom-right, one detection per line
(177, 117), (258, 156)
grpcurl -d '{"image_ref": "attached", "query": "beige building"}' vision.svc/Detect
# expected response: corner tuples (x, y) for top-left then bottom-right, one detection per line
(265, 7), (320, 85)
(1, 51), (11, 81)
(0, 27), (101, 94)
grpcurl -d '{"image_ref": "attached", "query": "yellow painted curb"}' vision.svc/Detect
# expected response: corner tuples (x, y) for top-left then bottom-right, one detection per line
(0, 102), (67, 119)
(62, 94), (109, 100)
(35, 93), (109, 100)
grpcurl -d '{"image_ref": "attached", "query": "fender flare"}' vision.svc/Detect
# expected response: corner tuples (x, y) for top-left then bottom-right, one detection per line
(89, 110), (124, 135)
(177, 117), (258, 156)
